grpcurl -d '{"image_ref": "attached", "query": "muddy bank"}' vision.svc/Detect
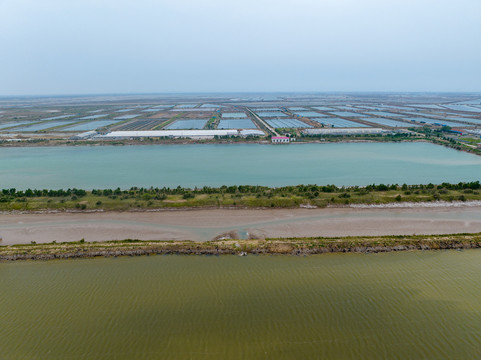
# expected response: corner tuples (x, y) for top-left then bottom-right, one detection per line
(2, 206), (481, 245)
(2, 234), (481, 261)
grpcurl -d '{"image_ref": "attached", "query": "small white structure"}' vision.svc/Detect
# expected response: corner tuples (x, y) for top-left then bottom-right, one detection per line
(240, 129), (265, 137)
(271, 136), (290, 143)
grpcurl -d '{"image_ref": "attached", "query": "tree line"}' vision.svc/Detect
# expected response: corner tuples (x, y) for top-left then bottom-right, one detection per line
(0, 181), (479, 200)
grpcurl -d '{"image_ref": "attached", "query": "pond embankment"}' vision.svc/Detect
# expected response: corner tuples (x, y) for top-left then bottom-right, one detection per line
(2, 233), (481, 261)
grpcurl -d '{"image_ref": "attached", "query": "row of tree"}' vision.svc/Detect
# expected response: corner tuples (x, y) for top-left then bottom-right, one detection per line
(0, 182), (479, 199)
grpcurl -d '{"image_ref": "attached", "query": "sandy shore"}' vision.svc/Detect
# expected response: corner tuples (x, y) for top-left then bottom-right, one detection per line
(1, 206), (481, 245)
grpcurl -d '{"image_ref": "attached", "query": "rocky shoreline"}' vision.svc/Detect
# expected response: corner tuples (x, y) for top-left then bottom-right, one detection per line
(2, 234), (481, 261)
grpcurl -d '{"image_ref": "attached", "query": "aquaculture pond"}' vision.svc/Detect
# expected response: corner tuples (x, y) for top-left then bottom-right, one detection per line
(0, 142), (480, 189)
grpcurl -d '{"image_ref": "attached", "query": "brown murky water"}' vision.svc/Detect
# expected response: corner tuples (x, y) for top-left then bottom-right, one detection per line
(1, 251), (481, 359)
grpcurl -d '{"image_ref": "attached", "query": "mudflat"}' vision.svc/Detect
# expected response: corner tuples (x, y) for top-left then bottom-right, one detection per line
(1, 206), (481, 245)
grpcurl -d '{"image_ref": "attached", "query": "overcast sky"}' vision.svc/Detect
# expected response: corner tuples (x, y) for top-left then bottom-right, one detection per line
(0, 0), (480, 95)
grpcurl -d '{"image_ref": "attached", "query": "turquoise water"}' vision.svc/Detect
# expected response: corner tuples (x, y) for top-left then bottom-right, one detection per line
(1, 251), (481, 359)
(0, 142), (480, 189)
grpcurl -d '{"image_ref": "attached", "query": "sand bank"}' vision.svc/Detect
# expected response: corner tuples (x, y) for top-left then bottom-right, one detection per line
(1, 206), (481, 245)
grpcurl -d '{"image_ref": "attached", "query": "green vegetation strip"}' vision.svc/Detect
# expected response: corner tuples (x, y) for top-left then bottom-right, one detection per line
(1, 182), (480, 212)
(2, 233), (481, 260)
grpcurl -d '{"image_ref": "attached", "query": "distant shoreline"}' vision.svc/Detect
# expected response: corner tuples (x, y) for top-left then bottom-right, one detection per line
(2, 233), (481, 261)
(0, 136), (416, 147)
(0, 136), (479, 159)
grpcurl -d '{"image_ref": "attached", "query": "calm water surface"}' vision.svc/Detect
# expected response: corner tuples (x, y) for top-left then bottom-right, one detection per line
(0, 142), (480, 189)
(1, 251), (481, 359)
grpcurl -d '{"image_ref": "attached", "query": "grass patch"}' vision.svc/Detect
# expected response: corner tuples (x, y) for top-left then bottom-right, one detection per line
(0, 182), (480, 212)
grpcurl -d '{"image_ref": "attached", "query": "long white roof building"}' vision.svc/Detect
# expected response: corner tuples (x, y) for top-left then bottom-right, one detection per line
(100, 130), (239, 139)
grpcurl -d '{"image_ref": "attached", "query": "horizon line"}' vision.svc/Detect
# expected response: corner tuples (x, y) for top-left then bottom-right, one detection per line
(1, 90), (481, 99)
